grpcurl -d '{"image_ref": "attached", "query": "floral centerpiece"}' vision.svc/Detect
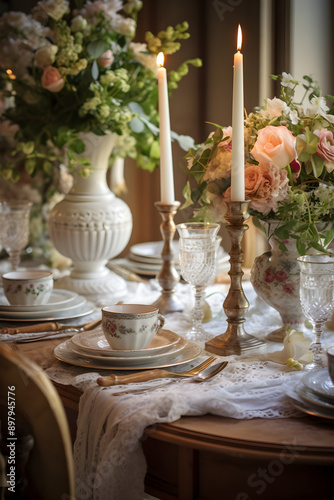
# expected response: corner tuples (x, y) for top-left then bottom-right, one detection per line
(183, 73), (334, 255)
(0, 0), (200, 267)
(0, 0), (200, 182)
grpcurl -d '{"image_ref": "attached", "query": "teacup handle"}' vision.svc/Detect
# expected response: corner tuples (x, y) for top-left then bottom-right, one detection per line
(155, 314), (165, 333)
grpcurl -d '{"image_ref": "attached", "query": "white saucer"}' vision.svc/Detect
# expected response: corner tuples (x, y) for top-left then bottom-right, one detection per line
(66, 336), (187, 366)
(297, 384), (334, 412)
(0, 289), (78, 312)
(130, 241), (179, 260)
(71, 328), (182, 358)
(302, 369), (334, 402)
(290, 394), (334, 421)
(0, 299), (96, 322)
(0, 294), (87, 319)
(54, 338), (202, 371)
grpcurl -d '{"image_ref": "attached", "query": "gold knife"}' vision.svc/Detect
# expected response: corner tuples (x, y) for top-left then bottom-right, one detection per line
(0, 318), (102, 335)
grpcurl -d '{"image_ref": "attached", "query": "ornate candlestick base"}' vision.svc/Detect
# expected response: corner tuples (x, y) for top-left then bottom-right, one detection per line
(152, 201), (184, 314)
(205, 200), (266, 356)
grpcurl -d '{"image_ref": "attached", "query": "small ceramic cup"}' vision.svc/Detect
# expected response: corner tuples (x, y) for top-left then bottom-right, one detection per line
(2, 270), (54, 306)
(327, 346), (334, 384)
(101, 304), (165, 350)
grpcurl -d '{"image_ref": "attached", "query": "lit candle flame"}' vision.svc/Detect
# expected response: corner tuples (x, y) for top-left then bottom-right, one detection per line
(157, 52), (164, 68)
(6, 69), (16, 80)
(237, 24), (242, 52)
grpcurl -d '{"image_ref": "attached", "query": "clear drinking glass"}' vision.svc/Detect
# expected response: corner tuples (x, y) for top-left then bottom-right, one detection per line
(0, 200), (32, 271)
(176, 222), (220, 342)
(297, 253), (334, 371)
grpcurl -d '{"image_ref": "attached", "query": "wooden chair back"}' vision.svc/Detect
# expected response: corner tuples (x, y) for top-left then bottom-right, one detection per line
(0, 343), (75, 499)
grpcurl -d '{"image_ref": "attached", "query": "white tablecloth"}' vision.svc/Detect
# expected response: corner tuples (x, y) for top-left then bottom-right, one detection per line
(42, 280), (334, 500)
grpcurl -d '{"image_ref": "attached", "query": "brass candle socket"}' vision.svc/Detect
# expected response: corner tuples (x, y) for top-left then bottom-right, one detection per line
(152, 201), (184, 314)
(205, 200), (266, 356)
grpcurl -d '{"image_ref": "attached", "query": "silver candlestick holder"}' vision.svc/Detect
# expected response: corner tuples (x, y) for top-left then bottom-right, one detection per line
(205, 200), (266, 356)
(152, 201), (184, 314)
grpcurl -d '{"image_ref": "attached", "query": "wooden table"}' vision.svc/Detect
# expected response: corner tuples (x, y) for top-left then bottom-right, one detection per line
(8, 337), (334, 500)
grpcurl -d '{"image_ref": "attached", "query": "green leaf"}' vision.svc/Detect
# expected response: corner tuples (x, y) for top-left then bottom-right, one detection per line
(324, 223), (334, 246)
(296, 238), (306, 255)
(274, 225), (291, 240)
(68, 138), (85, 155)
(311, 153), (324, 177)
(251, 216), (267, 237)
(91, 60), (99, 81)
(130, 116), (145, 133)
(181, 181), (194, 209)
(87, 40), (109, 59)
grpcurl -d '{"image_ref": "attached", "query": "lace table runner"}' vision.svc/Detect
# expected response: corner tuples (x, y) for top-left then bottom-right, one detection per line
(43, 281), (333, 500)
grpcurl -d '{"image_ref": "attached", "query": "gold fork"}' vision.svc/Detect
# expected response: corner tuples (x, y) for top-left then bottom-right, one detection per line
(97, 356), (216, 387)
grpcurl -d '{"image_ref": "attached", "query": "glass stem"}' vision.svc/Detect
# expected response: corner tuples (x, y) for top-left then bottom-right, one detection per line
(9, 251), (20, 271)
(192, 286), (205, 332)
(311, 322), (324, 368)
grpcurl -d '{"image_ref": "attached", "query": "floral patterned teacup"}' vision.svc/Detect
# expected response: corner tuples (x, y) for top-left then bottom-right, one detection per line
(3, 270), (53, 306)
(101, 304), (165, 350)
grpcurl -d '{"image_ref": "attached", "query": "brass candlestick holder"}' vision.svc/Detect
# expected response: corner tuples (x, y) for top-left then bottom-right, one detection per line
(205, 200), (266, 356)
(152, 201), (184, 314)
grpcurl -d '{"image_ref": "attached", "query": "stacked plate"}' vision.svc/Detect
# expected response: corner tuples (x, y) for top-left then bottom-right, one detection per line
(290, 368), (334, 421)
(54, 328), (202, 370)
(113, 240), (230, 277)
(0, 289), (95, 322)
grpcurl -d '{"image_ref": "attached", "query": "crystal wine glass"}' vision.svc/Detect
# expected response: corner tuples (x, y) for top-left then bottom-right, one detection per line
(176, 222), (220, 342)
(0, 200), (32, 271)
(297, 253), (334, 371)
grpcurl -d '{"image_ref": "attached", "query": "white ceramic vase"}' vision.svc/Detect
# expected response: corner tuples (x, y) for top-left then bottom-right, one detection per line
(48, 132), (133, 301)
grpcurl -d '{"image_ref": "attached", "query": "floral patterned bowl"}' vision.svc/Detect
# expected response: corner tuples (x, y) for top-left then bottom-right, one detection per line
(2, 270), (53, 306)
(101, 304), (165, 350)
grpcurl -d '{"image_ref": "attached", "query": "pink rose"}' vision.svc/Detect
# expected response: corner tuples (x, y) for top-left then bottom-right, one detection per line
(98, 50), (114, 68)
(251, 125), (296, 168)
(283, 283), (295, 294)
(275, 270), (288, 282)
(41, 66), (64, 93)
(314, 129), (334, 172)
(264, 268), (275, 283)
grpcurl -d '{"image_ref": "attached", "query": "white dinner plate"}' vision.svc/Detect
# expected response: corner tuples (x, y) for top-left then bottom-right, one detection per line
(0, 299), (96, 322)
(130, 241), (179, 260)
(0, 294), (87, 319)
(296, 384), (334, 412)
(0, 289), (78, 312)
(71, 328), (182, 358)
(67, 336), (187, 365)
(302, 369), (334, 402)
(54, 338), (202, 371)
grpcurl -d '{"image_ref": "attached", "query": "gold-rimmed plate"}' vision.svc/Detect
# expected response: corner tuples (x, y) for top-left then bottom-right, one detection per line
(54, 338), (202, 371)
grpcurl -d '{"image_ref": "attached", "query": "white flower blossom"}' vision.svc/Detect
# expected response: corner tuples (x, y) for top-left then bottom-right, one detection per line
(281, 72), (295, 89)
(32, 0), (70, 22)
(267, 329), (312, 368)
(260, 97), (289, 119)
(130, 43), (157, 75)
(34, 44), (58, 68)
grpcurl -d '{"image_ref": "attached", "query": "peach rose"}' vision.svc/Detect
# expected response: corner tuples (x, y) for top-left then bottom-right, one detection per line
(98, 50), (114, 68)
(251, 125), (296, 168)
(314, 129), (334, 172)
(224, 162), (289, 215)
(41, 66), (64, 93)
